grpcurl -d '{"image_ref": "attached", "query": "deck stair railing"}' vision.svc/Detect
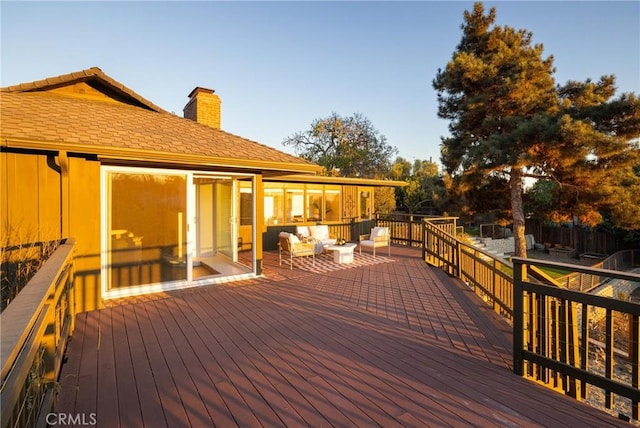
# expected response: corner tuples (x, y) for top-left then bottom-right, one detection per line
(1, 239), (76, 428)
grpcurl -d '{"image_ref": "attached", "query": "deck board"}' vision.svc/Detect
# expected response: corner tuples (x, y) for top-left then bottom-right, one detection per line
(56, 309), (85, 413)
(149, 299), (218, 427)
(132, 303), (190, 427)
(111, 305), (145, 427)
(95, 309), (119, 427)
(73, 311), (99, 417)
(122, 304), (168, 427)
(55, 246), (629, 427)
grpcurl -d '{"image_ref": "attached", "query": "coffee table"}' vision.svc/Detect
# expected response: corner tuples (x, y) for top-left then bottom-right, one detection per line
(325, 243), (357, 264)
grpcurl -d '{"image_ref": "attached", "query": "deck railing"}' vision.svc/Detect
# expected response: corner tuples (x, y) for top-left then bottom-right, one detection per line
(374, 213), (438, 248)
(513, 257), (640, 421)
(1, 239), (76, 428)
(265, 214), (430, 250)
(423, 217), (515, 319)
(422, 218), (640, 420)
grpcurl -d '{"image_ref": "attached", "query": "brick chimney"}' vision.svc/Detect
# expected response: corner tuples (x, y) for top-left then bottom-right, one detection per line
(183, 87), (221, 129)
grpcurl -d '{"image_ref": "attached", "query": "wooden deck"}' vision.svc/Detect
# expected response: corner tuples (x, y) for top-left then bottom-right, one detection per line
(55, 246), (628, 427)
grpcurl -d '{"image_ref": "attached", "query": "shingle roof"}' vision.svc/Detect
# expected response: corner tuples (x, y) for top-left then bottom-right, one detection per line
(0, 68), (321, 173)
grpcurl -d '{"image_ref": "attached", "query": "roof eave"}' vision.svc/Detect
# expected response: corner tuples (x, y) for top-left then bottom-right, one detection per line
(1, 137), (323, 175)
(265, 174), (407, 187)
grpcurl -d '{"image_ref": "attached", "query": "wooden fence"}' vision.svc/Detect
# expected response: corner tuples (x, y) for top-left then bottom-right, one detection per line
(526, 219), (639, 255)
(1, 239), (76, 428)
(374, 213), (433, 248)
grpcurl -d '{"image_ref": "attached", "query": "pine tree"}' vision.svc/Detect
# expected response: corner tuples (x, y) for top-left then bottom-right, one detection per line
(434, 2), (640, 256)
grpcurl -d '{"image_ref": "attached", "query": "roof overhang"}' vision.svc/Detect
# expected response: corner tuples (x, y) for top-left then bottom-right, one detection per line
(1, 137), (324, 175)
(265, 174), (407, 187)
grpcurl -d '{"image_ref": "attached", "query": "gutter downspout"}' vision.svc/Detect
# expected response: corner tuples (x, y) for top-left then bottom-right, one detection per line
(46, 151), (69, 239)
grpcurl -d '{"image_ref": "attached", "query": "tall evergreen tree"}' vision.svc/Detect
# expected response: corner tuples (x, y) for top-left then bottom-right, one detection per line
(434, 2), (640, 256)
(550, 80), (640, 229)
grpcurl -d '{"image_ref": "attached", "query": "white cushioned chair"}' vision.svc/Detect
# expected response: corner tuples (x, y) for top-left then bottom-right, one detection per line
(278, 232), (315, 269)
(359, 226), (390, 257)
(308, 225), (337, 248)
(295, 226), (324, 254)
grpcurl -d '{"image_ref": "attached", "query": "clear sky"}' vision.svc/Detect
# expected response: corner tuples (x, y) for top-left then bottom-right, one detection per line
(2, 1), (638, 168)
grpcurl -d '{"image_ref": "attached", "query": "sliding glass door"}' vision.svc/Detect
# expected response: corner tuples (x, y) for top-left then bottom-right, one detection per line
(215, 179), (236, 260)
(194, 177), (236, 262)
(104, 167), (250, 296)
(105, 170), (188, 290)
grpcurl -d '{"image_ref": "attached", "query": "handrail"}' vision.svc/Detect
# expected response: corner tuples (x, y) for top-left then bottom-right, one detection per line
(1, 239), (76, 428)
(513, 257), (640, 421)
(422, 218), (640, 420)
(374, 214), (427, 248)
(423, 218), (516, 319)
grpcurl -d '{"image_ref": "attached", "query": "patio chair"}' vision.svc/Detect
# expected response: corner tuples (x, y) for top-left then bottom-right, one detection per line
(278, 232), (315, 270)
(308, 225), (337, 248)
(359, 226), (390, 257)
(295, 226), (324, 254)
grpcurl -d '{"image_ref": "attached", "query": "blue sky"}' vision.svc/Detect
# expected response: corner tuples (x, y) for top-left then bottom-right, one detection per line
(2, 1), (638, 168)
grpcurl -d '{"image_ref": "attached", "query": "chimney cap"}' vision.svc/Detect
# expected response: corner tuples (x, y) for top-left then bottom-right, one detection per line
(187, 86), (215, 99)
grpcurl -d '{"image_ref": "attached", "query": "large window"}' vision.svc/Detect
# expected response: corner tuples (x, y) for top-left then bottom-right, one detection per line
(263, 183), (343, 224)
(306, 187), (323, 222)
(264, 186), (284, 225)
(325, 187), (341, 222)
(359, 187), (373, 219)
(239, 181), (253, 226)
(285, 186), (304, 223)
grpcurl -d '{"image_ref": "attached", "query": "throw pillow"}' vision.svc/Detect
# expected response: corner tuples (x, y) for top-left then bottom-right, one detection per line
(289, 234), (301, 244)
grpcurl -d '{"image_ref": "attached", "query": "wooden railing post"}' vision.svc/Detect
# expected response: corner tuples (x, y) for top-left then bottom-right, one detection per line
(421, 220), (426, 261)
(408, 215), (413, 247)
(513, 258), (525, 376)
(455, 239), (462, 278)
(632, 314), (640, 420)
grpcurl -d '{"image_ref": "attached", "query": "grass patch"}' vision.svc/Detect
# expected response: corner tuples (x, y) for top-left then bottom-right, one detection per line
(537, 266), (571, 279)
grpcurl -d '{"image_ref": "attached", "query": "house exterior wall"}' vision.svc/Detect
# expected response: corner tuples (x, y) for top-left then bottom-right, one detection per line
(2, 150), (270, 312)
(1, 151), (108, 313)
(2, 148), (387, 310)
(1, 151), (62, 245)
(67, 157), (102, 313)
(342, 185), (359, 220)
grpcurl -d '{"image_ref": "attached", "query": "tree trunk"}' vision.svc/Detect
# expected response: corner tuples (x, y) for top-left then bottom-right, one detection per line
(510, 169), (528, 258)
